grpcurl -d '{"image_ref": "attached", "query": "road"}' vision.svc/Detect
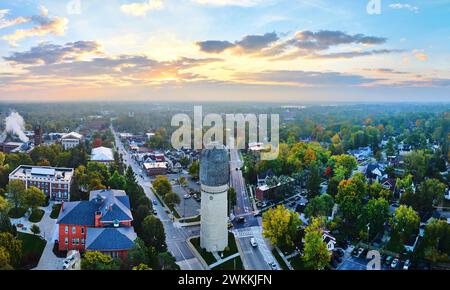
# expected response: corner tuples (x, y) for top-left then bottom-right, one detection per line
(111, 126), (204, 270)
(229, 149), (278, 270)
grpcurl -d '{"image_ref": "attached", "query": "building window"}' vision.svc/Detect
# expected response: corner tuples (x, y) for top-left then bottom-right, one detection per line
(65, 226), (68, 234)
(81, 228), (84, 234)
(72, 227), (76, 234)
(81, 239), (85, 245)
(65, 237), (68, 245)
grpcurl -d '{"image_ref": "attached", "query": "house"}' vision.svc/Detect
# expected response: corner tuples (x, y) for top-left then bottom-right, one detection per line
(61, 132), (83, 150)
(91, 146), (114, 164)
(398, 143), (412, 156)
(365, 163), (387, 182)
(9, 165), (74, 201)
(56, 189), (136, 258)
(380, 178), (396, 192)
(255, 175), (294, 201)
(348, 146), (372, 162)
(257, 169), (275, 187)
(322, 230), (336, 251)
(143, 162), (168, 176)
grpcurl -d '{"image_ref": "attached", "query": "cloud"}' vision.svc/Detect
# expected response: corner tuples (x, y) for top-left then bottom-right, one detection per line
(197, 30), (395, 60)
(4, 41), (102, 65)
(197, 32), (279, 54)
(0, 9), (29, 29)
(413, 49), (428, 61)
(236, 70), (384, 86)
(389, 3), (419, 13)
(121, 0), (164, 16)
(2, 6), (68, 46)
(191, 0), (266, 7)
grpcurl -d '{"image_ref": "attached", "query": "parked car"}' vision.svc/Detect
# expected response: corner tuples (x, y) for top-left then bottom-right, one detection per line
(268, 262), (277, 270)
(391, 258), (399, 269)
(403, 259), (411, 270)
(236, 216), (245, 223)
(356, 247), (364, 258)
(250, 237), (258, 247)
(152, 200), (158, 205)
(183, 194), (191, 199)
(385, 256), (393, 265)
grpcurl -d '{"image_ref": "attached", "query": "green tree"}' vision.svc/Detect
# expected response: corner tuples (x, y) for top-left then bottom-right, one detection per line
(404, 179), (446, 216)
(141, 215), (166, 252)
(336, 173), (367, 223)
(30, 224), (41, 236)
(262, 205), (302, 249)
(108, 170), (126, 190)
(0, 232), (22, 268)
(421, 219), (450, 263)
(228, 187), (237, 213)
(132, 263), (152, 270)
(163, 192), (180, 210)
(6, 179), (26, 209)
(24, 187), (46, 211)
(329, 154), (357, 179)
(392, 205), (420, 243)
(302, 218), (331, 270)
(306, 161), (322, 198)
(305, 194), (334, 218)
(0, 246), (13, 270)
(157, 252), (180, 270)
(152, 176), (172, 197)
(81, 251), (120, 270)
(359, 198), (390, 240)
(188, 160), (199, 180)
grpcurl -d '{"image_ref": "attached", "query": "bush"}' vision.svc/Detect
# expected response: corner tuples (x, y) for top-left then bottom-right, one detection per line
(8, 207), (27, 219)
(29, 209), (45, 223)
(50, 204), (62, 219)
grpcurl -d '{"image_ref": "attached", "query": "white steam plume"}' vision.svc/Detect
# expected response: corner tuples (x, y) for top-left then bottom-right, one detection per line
(5, 111), (29, 142)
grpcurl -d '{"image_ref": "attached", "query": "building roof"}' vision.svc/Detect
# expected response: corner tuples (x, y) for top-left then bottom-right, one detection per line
(91, 146), (114, 162)
(57, 189), (132, 226)
(9, 165), (74, 182)
(61, 132), (83, 140)
(200, 148), (229, 187)
(86, 227), (136, 251)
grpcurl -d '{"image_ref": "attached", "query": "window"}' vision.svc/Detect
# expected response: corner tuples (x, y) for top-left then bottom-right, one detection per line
(72, 227), (76, 234)
(81, 239), (85, 245)
(81, 228), (84, 234)
(72, 238), (75, 245)
(65, 226), (68, 234)
(65, 237), (68, 245)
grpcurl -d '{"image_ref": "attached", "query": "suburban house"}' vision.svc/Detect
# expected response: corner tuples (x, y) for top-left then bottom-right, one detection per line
(9, 165), (74, 201)
(61, 132), (83, 150)
(348, 146), (372, 162)
(365, 163), (388, 182)
(56, 189), (136, 258)
(143, 162), (168, 176)
(91, 146), (115, 164)
(322, 230), (336, 251)
(255, 175), (294, 201)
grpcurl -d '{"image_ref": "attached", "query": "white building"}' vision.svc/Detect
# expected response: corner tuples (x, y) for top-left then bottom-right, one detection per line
(200, 148), (229, 252)
(61, 132), (83, 150)
(91, 146), (114, 164)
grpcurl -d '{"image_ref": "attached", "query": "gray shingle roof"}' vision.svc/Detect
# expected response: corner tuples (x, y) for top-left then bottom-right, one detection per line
(86, 227), (136, 251)
(200, 148), (230, 187)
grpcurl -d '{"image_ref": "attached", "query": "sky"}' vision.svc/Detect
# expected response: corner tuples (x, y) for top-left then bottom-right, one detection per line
(0, 0), (449, 103)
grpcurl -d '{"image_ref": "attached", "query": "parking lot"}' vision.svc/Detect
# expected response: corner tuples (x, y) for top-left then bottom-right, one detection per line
(167, 173), (201, 218)
(336, 247), (409, 270)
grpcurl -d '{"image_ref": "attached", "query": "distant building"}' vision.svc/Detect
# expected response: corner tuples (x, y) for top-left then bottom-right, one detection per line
(348, 146), (372, 162)
(1, 142), (22, 153)
(143, 162), (168, 176)
(322, 230), (336, 251)
(56, 189), (136, 258)
(61, 132), (83, 150)
(91, 146), (114, 163)
(34, 125), (43, 146)
(9, 165), (74, 201)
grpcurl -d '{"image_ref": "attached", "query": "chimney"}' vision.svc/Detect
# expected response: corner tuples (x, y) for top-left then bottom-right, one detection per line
(95, 211), (102, 227)
(61, 202), (64, 212)
(108, 203), (113, 211)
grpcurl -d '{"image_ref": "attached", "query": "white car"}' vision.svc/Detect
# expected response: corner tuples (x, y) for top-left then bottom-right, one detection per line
(403, 259), (410, 270)
(62, 260), (71, 270)
(183, 194), (191, 199)
(250, 238), (258, 247)
(268, 262), (278, 270)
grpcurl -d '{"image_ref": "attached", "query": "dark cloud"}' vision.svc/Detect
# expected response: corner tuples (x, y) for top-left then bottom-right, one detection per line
(197, 32), (279, 54)
(4, 41), (101, 64)
(237, 70), (384, 86)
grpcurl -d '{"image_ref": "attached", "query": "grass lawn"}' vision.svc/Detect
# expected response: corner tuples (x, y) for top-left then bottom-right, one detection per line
(191, 233), (239, 266)
(212, 256), (244, 270)
(272, 249), (289, 270)
(180, 215), (200, 223)
(50, 203), (62, 219)
(8, 207), (27, 219)
(17, 232), (46, 269)
(29, 208), (45, 223)
(288, 254), (306, 270)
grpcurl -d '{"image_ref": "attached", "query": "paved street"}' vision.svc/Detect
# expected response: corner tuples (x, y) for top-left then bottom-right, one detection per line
(112, 126), (204, 270)
(229, 149), (278, 270)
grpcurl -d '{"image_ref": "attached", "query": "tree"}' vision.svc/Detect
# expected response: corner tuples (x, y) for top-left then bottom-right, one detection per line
(141, 215), (166, 252)
(157, 252), (180, 270)
(392, 205), (420, 243)
(152, 176), (172, 197)
(404, 179), (446, 216)
(305, 194), (334, 218)
(359, 198), (389, 240)
(24, 187), (46, 211)
(134, 205), (150, 232)
(6, 179), (26, 209)
(127, 238), (158, 269)
(81, 251), (120, 270)
(368, 182), (393, 201)
(336, 173), (367, 223)
(30, 224), (41, 236)
(329, 154), (357, 179)
(188, 160), (199, 180)
(0, 195), (10, 215)
(163, 192), (180, 210)
(262, 205), (302, 249)
(306, 161), (321, 198)
(228, 187), (236, 213)
(108, 170), (126, 190)
(302, 218), (331, 270)
(0, 246), (12, 270)
(132, 263), (152, 270)
(0, 232), (22, 268)
(421, 219), (450, 263)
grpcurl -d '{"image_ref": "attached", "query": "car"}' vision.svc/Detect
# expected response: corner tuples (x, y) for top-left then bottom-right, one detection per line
(62, 259), (71, 270)
(403, 259), (411, 270)
(227, 222), (233, 229)
(385, 255), (393, 265)
(152, 200), (158, 205)
(356, 247), (364, 257)
(183, 194), (191, 199)
(236, 216), (245, 223)
(250, 237), (258, 247)
(391, 258), (399, 269)
(268, 262), (277, 270)
(153, 209), (158, 215)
